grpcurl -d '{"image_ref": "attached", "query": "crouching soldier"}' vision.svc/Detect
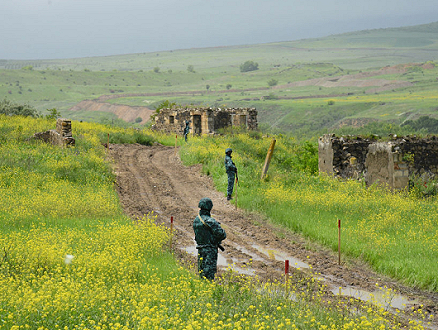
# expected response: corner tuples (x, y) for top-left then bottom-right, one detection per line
(193, 197), (226, 280)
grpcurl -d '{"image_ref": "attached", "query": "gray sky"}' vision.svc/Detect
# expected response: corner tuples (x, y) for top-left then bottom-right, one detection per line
(1, 0), (437, 60)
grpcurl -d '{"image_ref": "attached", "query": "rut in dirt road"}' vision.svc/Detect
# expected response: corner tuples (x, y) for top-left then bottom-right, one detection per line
(111, 143), (290, 277)
(110, 143), (438, 327)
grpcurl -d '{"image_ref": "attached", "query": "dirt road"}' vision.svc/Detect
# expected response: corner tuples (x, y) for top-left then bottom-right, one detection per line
(110, 143), (438, 326)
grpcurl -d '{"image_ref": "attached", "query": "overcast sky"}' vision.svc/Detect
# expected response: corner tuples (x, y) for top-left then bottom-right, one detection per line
(1, 0), (437, 60)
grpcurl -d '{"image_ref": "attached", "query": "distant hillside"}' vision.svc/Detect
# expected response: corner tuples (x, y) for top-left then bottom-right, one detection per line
(1, 21), (438, 71)
(1, 21), (438, 138)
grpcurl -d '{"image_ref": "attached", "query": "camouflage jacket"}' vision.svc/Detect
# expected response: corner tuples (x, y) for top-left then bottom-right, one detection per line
(224, 155), (237, 173)
(193, 211), (226, 249)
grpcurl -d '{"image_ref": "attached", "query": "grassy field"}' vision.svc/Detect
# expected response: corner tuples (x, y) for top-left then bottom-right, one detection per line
(3, 116), (431, 329)
(1, 22), (438, 138)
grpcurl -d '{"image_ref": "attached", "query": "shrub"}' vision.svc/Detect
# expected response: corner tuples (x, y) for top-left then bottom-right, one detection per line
(45, 108), (61, 120)
(409, 172), (438, 198)
(240, 60), (259, 73)
(0, 98), (39, 118)
(267, 79), (278, 87)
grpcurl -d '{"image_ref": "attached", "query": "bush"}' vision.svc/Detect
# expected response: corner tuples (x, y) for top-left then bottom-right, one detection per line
(240, 60), (259, 73)
(409, 172), (438, 198)
(267, 79), (278, 87)
(402, 115), (438, 134)
(0, 98), (39, 118)
(45, 108), (61, 120)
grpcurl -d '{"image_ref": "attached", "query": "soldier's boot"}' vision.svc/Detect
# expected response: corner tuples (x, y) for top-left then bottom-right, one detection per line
(227, 195), (232, 201)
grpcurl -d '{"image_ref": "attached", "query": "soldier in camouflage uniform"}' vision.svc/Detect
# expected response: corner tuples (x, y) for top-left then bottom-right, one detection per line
(183, 120), (191, 142)
(224, 148), (237, 200)
(193, 197), (226, 280)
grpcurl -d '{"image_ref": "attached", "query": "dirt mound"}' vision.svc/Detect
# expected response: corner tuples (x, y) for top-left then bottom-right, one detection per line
(110, 143), (438, 327)
(69, 100), (155, 125)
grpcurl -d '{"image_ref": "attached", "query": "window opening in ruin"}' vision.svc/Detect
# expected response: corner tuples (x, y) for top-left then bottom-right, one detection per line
(169, 116), (174, 124)
(192, 115), (202, 135)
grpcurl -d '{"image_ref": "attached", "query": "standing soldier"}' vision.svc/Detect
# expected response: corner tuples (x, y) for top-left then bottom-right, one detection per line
(193, 198), (226, 280)
(183, 120), (191, 142)
(224, 148), (237, 201)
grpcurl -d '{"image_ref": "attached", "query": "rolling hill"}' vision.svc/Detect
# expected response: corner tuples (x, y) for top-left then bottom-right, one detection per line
(1, 21), (438, 137)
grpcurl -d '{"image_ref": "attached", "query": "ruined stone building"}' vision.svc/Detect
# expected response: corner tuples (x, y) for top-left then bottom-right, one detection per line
(153, 107), (258, 135)
(32, 118), (75, 147)
(319, 134), (438, 190)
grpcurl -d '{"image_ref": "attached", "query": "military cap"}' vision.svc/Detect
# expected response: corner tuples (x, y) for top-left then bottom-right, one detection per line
(198, 197), (213, 210)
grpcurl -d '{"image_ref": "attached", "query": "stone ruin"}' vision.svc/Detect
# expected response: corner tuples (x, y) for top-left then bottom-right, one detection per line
(32, 118), (75, 147)
(153, 107), (258, 135)
(319, 134), (438, 190)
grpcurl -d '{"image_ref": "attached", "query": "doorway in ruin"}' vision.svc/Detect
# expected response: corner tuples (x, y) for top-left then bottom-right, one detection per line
(192, 115), (202, 135)
(237, 115), (247, 128)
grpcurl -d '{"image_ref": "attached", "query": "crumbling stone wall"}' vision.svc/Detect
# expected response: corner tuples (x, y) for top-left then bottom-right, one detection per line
(153, 107), (258, 135)
(319, 134), (438, 190)
(32, 118), (75, 147)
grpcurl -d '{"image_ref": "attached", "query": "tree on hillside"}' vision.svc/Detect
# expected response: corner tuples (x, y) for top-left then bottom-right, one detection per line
(0, 98), (39, 117)
(240, 60), (259, 72)
(187, 65), (195, 73)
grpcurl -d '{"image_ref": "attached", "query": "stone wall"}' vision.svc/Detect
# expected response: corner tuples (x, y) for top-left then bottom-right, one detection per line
(319, 134), (438, 190)
(32, 118), (75, 147)
(153, 107), (258, 135)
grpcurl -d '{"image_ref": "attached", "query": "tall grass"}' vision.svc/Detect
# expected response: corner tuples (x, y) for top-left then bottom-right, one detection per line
(0, 116), (429, 329)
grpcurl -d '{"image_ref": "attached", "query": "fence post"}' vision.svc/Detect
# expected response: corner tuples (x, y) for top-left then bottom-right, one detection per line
(285, 260), (290, 295)
(170, 216), (174, 250)
(261, 139), (276, 180)
(338, 219), (341, 265)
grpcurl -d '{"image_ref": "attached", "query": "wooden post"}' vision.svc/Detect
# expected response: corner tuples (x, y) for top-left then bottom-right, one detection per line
(285, 260), (290, 295)
(234, 177), (238, 210)
(170, 216), (174, 250)
(261, 139), (276, 180)
(338, 219), (341, 265)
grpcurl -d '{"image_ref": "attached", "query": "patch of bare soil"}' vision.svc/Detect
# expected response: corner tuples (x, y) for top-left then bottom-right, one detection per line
(110, 143), (438, 327)
(69, 100), (155, 125)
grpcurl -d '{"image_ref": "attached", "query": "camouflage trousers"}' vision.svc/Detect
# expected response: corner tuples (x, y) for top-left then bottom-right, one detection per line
(227, 172), (235, 197)
(197, 246), (218, 280)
